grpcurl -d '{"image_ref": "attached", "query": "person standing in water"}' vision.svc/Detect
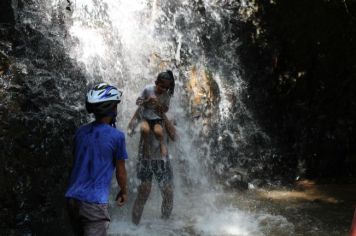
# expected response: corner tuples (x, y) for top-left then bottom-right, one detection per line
(129, 70), (175, 225)
(65, 83), (128, 236)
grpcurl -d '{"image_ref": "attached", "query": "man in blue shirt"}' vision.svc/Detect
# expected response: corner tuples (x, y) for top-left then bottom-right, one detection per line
(65, 83), (128, 236)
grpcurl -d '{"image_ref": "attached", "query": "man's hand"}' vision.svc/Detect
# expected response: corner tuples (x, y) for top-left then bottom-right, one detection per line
(127, 121), (135, 137)
(127, 128), (134, 137)
(115, 190), (128, 207)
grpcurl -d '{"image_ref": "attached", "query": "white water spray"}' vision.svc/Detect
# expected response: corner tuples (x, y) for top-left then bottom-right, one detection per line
(11, 0), (347, 235)
(13, 0), (292, 234)
(65, 0), (275, 235)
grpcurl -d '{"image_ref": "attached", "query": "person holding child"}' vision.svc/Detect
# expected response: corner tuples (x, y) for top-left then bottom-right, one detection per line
(129, 70), (176, 225)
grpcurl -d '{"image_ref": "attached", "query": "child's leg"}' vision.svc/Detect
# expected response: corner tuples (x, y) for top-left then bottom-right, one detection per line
(140, 120), (150, 157)
(153, 123), (167, 157)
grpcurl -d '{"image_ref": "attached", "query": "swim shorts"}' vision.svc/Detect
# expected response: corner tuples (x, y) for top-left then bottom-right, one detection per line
(136, 159), (173, 188)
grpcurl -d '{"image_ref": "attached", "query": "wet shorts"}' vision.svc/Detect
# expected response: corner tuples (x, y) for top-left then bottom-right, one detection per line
(66, 198), (110, 236)
(136, 159), (173, 188)
(146, 119), (163, 130)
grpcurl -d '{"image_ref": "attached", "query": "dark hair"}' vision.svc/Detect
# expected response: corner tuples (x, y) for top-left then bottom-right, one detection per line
(156, 70), (175, 96)
(86, 100), (118, 115)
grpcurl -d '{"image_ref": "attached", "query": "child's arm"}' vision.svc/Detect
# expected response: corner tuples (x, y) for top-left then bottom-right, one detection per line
(136, 86), (148, 106)
(136, 97), (145, 106)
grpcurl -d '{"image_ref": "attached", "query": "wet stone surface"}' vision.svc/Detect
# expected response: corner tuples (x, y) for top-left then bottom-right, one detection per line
(0, 2), (88, 234)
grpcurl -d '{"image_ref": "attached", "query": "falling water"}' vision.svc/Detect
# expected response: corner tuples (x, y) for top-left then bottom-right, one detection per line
(12, 0), (350, 235)
(61, 1), (293, 235)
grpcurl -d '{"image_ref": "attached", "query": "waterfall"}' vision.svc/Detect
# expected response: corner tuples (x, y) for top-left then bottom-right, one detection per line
(65, 1), (263, 235)
(10, 0), (294, 235)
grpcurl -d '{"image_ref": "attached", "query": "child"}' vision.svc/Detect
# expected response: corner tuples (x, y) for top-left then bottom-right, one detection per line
(129, 70), (176, 159)
(65, 83), (128, 235)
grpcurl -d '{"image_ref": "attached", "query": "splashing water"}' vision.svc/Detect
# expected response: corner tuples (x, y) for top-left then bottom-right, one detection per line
(64, 0), (287, 235)
(12, 0), (300, 235)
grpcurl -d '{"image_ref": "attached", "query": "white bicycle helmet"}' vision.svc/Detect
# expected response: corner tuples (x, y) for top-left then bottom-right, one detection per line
(86, 83), (123, 115)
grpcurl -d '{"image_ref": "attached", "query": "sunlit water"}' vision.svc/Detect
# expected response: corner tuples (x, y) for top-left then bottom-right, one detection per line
(13, 0), (352, 235)
(64, 1), (269, 235)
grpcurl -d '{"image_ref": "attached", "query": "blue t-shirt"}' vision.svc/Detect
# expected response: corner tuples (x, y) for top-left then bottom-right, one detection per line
(65, 122), (128, 203)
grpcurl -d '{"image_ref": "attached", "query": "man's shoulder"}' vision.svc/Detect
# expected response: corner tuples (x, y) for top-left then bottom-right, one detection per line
(76, 123), (124, 135)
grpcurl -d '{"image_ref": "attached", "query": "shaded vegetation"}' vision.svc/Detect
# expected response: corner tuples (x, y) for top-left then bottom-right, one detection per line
(237, 0), (356, 178)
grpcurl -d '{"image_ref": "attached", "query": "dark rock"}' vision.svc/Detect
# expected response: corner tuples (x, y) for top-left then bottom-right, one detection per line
(225, 173), (249, 190)
(0, 0), (87, 234)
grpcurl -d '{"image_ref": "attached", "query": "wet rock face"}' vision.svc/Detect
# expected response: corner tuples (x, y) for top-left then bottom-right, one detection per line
(185, 66), (220, 119)
(0, 1), (88, 234)
(179, 2), (283, 185)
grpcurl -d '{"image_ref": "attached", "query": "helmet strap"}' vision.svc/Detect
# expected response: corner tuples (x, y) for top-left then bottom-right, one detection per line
(106, 111), (117, 128)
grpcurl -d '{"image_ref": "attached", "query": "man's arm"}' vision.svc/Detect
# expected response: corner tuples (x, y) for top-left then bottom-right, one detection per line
(156, 101), (168, 113)
(127, 108), (141, 136)
(158, 94), (170, 113)
(115, 159), (128, 207)
(136, 87), (148, 106)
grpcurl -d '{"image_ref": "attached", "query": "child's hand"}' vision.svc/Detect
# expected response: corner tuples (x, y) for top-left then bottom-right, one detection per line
(115, 190), (128, 207)
(147, 96), (158, 105)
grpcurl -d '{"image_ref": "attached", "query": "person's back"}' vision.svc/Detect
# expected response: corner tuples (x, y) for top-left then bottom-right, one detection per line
(65, 83), (128, 236)
(65, 122), (126, 203)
